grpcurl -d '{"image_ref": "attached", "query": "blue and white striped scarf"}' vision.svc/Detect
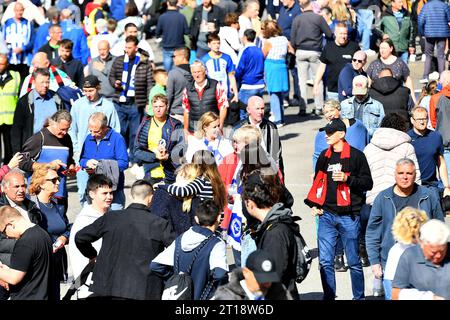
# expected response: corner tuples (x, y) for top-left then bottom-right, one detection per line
(119, 52), (140, 103)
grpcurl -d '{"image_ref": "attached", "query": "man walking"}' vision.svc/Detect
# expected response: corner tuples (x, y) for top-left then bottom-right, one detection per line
(85, 40), (115, 100)
(305, 118), (373, 300)
(109, 35), (153, 168)
(75, 180), (176, 299)
(156, 0), (189, 72)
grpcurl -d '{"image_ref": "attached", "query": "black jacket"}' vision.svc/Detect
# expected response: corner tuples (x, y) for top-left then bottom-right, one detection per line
(314, 145), (373, 215)
(0, 193), (43, 265)
(150, 188), (199, 236)
(11, 90), (63, 154)
(38, 42), (59, 62)
(213, 268), (293, 300)
(252, 203), (299, 299)
(369, 76), (413, 120)
(52, 56), (84, 88)
(189, 4), (224, 51)
(75, 203), (176, 300)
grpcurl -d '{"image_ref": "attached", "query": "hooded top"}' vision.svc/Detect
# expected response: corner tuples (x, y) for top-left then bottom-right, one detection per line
(363, 127), (421, 205)
(369, 76), (412, 120)
(253, 203), (299, 299)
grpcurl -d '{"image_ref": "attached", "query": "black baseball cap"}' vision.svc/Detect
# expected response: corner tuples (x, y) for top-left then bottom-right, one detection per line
(245, 250), (280, 284)
(83, 75), (100, 88)
(319, 118), (347, 134)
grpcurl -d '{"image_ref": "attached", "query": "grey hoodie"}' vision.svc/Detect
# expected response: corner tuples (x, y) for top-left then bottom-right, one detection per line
(167, 64), (193, 115)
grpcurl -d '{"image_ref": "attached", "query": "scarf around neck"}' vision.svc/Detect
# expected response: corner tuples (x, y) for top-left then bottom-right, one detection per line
(119, 52), (141, 103)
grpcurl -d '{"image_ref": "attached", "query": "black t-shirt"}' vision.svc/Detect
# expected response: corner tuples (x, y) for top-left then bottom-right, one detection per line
(392, 184), (420, 212)
(9, 225), (53, 300)
(320, 40), (360, 92)
(323, 151), (342, 214)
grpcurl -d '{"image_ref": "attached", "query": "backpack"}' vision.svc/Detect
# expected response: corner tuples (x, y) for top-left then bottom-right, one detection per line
(291, 216), (312, 283)
(162, 234), (214, 300)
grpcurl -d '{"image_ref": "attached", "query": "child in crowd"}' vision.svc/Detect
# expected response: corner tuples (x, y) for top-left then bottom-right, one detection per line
(147, 69), (168, 116)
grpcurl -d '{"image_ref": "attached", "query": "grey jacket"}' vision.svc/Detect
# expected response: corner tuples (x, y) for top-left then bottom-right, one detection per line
(166, 64), (193, 115)
(87, 54), (115, 99)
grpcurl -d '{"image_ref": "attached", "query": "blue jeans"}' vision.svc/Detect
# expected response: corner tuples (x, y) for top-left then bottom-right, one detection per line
(114, 102), (141, 164)
(356, 9), (373, 51)
(383, 279), (392, 300)
(162, 49), (174, 72)
(444, 150), (450, 183)
(77, 170), (89, 204)
(269, 92), (284, 124)
(111, 189), (125, 211)
(238, 88), (265, 120)
(326, 91), (339, 101)
(318, 211), (365, 300)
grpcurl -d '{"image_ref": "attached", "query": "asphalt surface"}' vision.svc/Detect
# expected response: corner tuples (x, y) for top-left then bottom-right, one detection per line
(62, 39), (450, 300)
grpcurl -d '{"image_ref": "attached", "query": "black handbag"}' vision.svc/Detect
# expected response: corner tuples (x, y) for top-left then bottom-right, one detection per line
(286, 52), (296, 69)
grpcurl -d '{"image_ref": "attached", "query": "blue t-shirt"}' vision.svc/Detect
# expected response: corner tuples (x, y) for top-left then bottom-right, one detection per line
(38, 200), (69, 243)
(33, 91), (57, 134)
(201, 52), (235, 96)
(408, 129), (444, 183)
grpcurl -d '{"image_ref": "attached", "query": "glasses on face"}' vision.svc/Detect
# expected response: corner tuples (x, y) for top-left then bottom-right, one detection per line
(413, 117), (428, 122)
(46, 177), (61, 184)
(352, 58), (364, 63)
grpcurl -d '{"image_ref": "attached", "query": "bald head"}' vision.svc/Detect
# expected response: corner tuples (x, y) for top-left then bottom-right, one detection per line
(98, 40), (110, 59)
(351, 50), (367, 70)
(14, 2), (24, 20)
(32, 52), (50, 69)
(247, 96), (265, 124)
(440, 70), (450, 87)
(379, 68), (393, 78)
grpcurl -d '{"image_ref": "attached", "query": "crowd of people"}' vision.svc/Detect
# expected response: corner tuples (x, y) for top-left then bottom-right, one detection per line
(0, 0), (449, 301)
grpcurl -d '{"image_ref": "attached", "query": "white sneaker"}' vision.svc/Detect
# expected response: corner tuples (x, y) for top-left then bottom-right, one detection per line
(276, 123), (285, 128)
(419, 78), (429, 84)
(306, 79), (314, 86)
(268, 114), (275, 122)
(421, 54), (426, 62)
(135, 165), (145, 179)
(364, 49), (377, 56)
(129, 163), (139, 175)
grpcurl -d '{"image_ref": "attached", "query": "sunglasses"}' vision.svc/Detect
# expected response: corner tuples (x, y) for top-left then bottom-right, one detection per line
(46, 177), (61, 184)
(352, 58), (364, 63)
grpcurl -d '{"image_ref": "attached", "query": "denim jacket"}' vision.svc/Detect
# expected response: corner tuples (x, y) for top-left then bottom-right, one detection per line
(340, 96), (385, 137)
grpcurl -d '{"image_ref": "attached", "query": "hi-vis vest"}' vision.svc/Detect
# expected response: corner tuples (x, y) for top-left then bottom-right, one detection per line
(0, 71), (20, 125)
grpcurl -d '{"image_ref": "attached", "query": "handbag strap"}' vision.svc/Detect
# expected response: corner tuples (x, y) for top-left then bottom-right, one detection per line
(174, 234), (214, 275)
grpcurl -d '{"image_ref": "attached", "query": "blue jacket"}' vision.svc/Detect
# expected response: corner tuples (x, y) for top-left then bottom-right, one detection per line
(79, 128), (128, 190)
(33, 22), (50, 55)
(313, 119), (369, 169)
(418, 0), (450, 38)
(341, 96), (385, 137)
(366, 184), (444, 268)
(235, 45), (265, 86)
(156, 10), (190, 50)
(134, 115), (185, 183)
(60, 20), (90, 65)
(110, 0), (126, 21)
(338, 63), (367, 102)
(278, 2), (301, 40)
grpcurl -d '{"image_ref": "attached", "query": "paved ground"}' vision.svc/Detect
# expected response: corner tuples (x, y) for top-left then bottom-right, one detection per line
(62, 39), (450, 300)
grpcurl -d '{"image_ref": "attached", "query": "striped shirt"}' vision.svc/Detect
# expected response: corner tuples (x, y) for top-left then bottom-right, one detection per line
(266, 36), (288, 60)
(3, 17), (33, 65)
(166, 176), (214, 200)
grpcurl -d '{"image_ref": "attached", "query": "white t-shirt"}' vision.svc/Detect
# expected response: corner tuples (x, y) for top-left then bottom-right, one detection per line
(384, 242), (414, 280)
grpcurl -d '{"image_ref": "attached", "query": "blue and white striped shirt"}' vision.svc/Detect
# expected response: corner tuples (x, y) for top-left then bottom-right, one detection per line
(3, 17), (33, 65)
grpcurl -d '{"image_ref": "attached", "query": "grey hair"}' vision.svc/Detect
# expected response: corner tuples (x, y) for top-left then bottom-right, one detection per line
(50, 109), (72, 123)
(1, 168), (26, 189)
(89, 112), (108, 128)
(420, 219), (450, 245)
(130, 180), (153, 200)
(190, 59), (206, 71)
(396, 158), (416, 168)
(243, 0), (260, 11)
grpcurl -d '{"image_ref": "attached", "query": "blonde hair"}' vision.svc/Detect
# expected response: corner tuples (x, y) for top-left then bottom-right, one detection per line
(29, 164), (58, 195)
(233, 124), (262, 145)
(176, 163), (201, 212)
(195, 112), (220, 139)
(330, 0), (352, 23)
(392, 207), (428, 244)
(323, 99), (341, 112)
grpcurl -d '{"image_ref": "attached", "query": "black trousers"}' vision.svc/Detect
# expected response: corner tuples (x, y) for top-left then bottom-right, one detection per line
(0, 124), (12, 164)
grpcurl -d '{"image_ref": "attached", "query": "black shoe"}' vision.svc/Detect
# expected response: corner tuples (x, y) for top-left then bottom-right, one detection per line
(334, 254), (348, 272)
(298, 109), (307, 117)
(359, 245), (370, 267)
